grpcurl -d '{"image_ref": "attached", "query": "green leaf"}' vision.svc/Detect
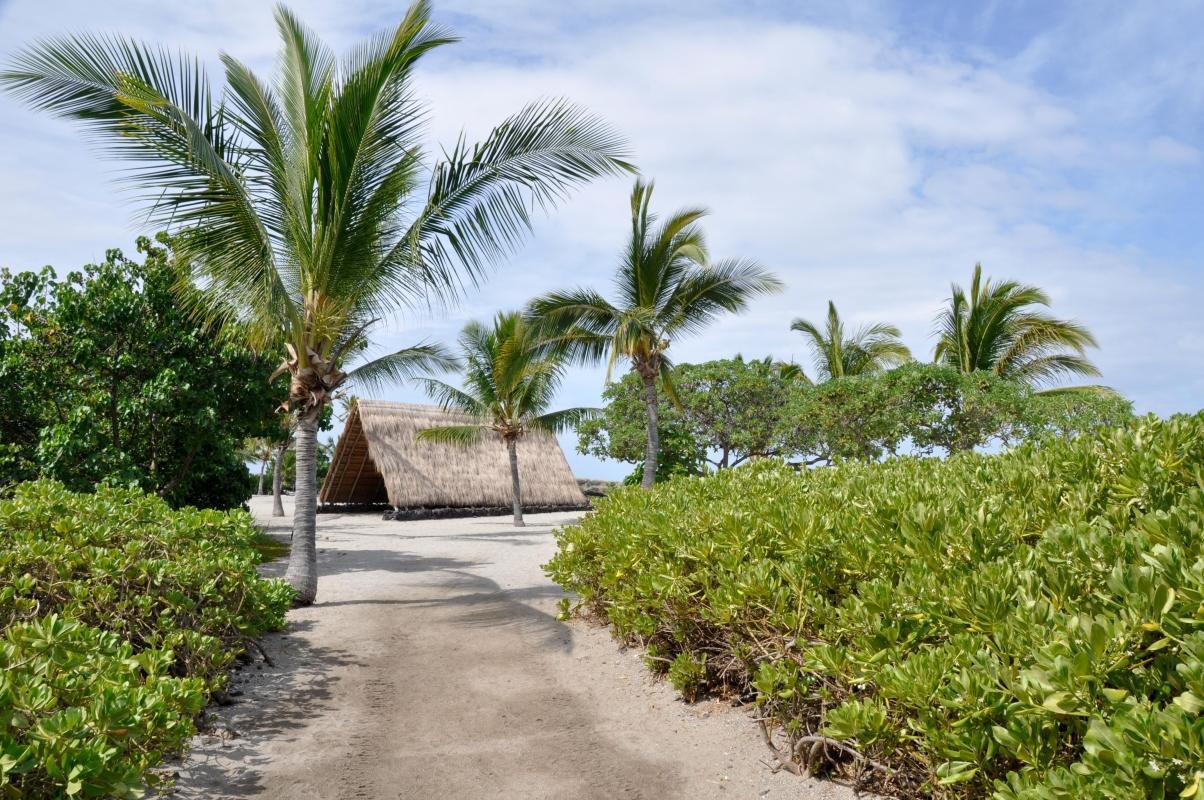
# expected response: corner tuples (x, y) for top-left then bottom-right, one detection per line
(1174, 692), (1204, 714)
(936, 761), (979, 785)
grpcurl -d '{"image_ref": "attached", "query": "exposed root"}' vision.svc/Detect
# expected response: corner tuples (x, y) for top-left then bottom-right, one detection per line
(791, 735), (893, 776)
(758, 719), (807, 776)
(757, 718), (893, 781)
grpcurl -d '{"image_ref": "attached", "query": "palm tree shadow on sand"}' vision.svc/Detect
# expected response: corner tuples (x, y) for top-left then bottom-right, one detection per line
(167, 620), (366, 798)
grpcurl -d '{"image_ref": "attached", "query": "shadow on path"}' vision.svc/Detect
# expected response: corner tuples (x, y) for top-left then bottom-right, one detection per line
(170, 622), (365, 798)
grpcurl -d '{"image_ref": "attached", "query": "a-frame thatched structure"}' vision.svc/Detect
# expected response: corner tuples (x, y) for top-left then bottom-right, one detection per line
(319, 400), (589, 510)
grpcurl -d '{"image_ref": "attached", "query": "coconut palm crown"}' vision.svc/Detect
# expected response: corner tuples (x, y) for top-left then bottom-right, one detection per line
(790, 300), (911, 382)
(933, 264), (1101, 388)
(1, 1), (631, 603)
(528, 179), (783, 489)
(417, 311), (594, 527)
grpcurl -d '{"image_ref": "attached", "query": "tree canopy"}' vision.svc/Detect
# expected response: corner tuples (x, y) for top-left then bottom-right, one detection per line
(580, 358), (1133, 478)
(0, 235), (279, 508)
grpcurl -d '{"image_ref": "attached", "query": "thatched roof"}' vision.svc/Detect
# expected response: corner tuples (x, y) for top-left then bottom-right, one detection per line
(319, 400), (588, 509)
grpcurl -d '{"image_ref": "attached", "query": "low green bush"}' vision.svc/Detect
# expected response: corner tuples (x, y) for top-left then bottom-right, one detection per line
(546, 413), (1204, 798)
(0, 481), (292, 798)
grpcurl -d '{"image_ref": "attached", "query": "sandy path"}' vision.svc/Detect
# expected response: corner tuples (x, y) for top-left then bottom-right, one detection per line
(172, 497), (853, 800)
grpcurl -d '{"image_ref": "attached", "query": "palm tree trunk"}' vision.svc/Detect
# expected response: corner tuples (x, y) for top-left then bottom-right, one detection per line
(641, 373), (659, 489)
(271, 440), (287, 517)
(256, 459), (267, 495)
(284, 417), (319, 605)
(507, 437), (525, 527)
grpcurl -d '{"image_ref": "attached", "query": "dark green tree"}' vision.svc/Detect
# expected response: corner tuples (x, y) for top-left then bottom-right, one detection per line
(0, 236), (279, 508)
(774, 362), (1132, 464)
(577, 356), (796, 476)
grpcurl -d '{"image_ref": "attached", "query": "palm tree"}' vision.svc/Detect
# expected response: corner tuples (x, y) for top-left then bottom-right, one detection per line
(417, 311), (592, 527)
(528, 179), (783, 489)
(2, 2), (631, 604)
(933, 264), (1100, 388)
(790, 300), (911, 382)
(270, 436), (289, 517)
(240, 437), (276, 495)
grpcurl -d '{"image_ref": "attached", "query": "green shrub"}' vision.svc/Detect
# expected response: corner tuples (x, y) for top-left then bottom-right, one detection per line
(0, 481), (292, 798)
(546, 413), (1204, 798)
(667, 651), (708, 701)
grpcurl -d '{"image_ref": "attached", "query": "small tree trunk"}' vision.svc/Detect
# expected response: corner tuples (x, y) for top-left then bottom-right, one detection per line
(641, 373), (660, 490)
(285, 417), (319, 605)
(507, 437), (525, 527)
(257, 459), (267, 495)
(272, 440), (287, 517)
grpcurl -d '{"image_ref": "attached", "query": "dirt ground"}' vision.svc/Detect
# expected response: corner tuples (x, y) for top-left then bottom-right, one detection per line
(171, 497), (856, 800)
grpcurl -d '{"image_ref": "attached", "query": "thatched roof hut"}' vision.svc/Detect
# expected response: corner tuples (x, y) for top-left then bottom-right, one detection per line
(319, 400), (589, 510)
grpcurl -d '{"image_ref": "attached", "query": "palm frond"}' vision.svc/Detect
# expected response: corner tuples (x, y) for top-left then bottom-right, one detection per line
(386, 99), (633, 307)
(528, 407), (599, 435)
(791, 300), (905, 381)
(934, 264), (1102, 388)
(1009, 353), (1102, 386)
(1, 32), (295, 348)
(415, 423), (490, 446)
(345, 341), (457, 395)
(659, 257), (783, 338)
(416, 377), (489, 416)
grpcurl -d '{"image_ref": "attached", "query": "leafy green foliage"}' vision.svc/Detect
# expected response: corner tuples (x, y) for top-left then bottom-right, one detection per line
(583, 360), (1130, 475)
(0, 236), (280, 508)
(668, 652), (709, 702)
(0, 616), (204, 799)
(777, 362), (1130, 463)
(580, 356), (798, 471)
(0, 481), (292, 798)
(619, 426), (707, 486)
(547, 413), (1204, 797)
(576, 371), (692, 466)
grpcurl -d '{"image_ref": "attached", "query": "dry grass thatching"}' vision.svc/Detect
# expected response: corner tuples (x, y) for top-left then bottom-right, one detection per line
(320, 400), (588, 508)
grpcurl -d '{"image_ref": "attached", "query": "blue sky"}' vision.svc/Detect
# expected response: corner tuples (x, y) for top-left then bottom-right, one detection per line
(1, 0), (1201, 480)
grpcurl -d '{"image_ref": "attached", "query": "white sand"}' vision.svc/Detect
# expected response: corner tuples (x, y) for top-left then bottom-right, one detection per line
(171, 497), (855, 800)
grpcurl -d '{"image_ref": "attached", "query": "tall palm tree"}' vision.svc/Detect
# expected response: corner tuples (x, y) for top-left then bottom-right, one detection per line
(933, 264), (1100, 388)
(417, 311), (592, 527)
(2, 2), (631, 604)
(790, 300), (911, 382)
(528, 179), (783, 489)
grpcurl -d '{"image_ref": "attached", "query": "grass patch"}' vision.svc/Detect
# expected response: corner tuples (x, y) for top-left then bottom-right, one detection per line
(250, 530), (290, 562)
